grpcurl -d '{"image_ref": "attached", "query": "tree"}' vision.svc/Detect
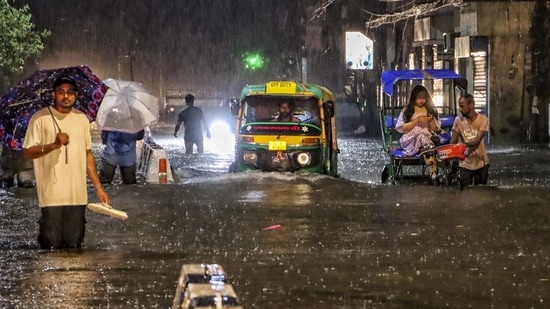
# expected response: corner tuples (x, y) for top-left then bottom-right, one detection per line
(0, 0), (49, 92)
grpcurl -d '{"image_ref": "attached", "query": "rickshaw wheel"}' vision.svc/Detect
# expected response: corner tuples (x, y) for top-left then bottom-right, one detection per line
(436, 174), (445, 187)
(447, 171), (463, 190)
(432, 173), (440, 186)
(228, 162), (236, 173)
(381, 165), (390, 183)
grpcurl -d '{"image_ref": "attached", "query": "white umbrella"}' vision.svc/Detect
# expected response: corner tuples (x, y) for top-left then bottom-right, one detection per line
(96, 79), (158, 133)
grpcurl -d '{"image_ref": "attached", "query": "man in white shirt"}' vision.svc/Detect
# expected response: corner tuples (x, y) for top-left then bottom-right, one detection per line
(23, 76), (110, 250)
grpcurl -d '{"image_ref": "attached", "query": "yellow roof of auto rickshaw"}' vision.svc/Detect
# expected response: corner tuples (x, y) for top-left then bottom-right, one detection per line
(240, 81), (335, 103)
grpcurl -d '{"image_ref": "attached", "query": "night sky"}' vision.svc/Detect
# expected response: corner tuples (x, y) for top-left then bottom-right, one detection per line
(18, 0), (316, 98)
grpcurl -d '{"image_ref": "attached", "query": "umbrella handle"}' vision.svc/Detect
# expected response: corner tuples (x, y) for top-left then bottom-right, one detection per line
(47, 107), (69, 164)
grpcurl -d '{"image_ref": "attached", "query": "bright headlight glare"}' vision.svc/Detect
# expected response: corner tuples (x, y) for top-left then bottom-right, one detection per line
(243, 151), (258, 163)
(296, 152), (312, 166)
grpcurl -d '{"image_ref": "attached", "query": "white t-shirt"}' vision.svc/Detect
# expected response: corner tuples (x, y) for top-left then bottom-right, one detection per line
(23, 107), (91, 207)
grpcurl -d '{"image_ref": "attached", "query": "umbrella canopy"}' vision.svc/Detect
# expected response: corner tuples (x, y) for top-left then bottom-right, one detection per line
(96, 79), (158, 133)
(0, 65), (107, 150)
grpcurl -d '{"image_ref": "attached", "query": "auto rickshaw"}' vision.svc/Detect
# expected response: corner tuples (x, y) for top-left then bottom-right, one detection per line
(229, 81), (339, 176)
(379, 69), (468, 186)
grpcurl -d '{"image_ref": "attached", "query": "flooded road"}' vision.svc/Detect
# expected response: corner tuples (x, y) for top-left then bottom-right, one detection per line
(1, 125), (550, 308)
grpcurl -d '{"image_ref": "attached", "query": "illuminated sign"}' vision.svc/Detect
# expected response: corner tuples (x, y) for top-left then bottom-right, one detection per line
(241, 123), (321, 136)
(266, 81), (297, 94)
(345, 31), (373, 70)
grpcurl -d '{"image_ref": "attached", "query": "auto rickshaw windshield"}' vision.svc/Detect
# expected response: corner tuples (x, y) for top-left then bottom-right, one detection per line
(242, 97), (320, 127)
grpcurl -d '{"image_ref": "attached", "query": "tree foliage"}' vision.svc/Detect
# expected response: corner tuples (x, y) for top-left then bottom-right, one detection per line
(0, 0), (49, 91)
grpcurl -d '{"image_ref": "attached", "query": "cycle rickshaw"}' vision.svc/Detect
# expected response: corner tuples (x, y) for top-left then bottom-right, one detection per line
(379, 69), (468, 187)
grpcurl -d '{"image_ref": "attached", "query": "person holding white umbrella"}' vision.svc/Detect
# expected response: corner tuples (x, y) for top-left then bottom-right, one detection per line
(99, 129), (144, 184)
(95, 79), (158, 184)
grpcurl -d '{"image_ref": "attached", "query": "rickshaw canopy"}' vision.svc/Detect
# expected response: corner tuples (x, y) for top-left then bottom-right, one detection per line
(381, 69), (468, 96)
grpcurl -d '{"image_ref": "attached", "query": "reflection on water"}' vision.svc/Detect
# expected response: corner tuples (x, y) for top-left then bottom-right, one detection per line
(242, 190), (265, 203)
(248, 179), (314, 207)
(23, 250), (124, 309)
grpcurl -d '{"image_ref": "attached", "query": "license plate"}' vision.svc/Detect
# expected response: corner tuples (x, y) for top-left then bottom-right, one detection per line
(268, 141), (287, 151)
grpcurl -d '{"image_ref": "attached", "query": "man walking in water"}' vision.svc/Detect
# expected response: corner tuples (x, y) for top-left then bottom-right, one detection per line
(450, 93), (489, 187)
(23, 76), (110, 249)
(174, 94), (211, 154)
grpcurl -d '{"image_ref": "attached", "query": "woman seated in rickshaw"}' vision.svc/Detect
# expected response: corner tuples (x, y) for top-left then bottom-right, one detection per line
(395, 84), (441, 156)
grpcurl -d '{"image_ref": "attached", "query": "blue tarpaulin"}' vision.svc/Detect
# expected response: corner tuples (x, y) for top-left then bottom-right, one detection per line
(381, 69), (468, 96)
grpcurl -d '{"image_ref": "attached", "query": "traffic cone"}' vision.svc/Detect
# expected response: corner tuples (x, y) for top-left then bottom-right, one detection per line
(158, 158), (168, 184)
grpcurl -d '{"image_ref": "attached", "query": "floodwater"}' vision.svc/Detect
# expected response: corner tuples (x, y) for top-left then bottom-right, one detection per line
(1, 123), (550, 309)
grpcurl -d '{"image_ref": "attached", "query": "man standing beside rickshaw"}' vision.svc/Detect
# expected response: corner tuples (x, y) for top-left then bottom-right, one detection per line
(450, 93), (489, 187)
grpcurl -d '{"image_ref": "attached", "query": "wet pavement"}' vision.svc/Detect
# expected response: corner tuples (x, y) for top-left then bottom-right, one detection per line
(1, 123), (550, 308)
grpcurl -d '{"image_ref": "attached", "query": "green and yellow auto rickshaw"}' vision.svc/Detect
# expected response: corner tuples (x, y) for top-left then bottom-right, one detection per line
(230, 81), (339, 176)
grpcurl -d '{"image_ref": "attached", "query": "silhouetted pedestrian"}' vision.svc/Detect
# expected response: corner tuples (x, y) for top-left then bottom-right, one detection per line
(174, 94), (211, 154)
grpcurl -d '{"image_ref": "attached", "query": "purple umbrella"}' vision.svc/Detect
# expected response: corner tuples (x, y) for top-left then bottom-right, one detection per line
(0, 65), (107, 150)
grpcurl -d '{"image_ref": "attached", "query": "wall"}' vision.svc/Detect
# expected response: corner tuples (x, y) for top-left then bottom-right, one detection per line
(476, 2), (537, 142)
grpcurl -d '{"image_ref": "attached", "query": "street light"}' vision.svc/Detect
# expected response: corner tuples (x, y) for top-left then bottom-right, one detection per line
(243, 53), (265, 71)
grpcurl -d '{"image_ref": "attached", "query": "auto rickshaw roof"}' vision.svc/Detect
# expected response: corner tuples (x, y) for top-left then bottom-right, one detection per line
(240, 81), (335, 103)
(381, 69), (468, 96)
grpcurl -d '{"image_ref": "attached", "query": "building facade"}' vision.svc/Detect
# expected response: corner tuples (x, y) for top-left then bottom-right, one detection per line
(374, 1), (543, 143)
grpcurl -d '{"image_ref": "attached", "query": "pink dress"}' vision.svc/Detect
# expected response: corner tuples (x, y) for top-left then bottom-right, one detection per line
(395, 112), (440, 156)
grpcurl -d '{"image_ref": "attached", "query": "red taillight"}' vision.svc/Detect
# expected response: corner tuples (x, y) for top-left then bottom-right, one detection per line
(240, 136), (254, 143)
(302, 138), (320, 144)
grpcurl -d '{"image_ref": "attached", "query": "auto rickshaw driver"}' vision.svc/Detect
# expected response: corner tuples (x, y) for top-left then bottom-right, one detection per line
(273, 100), (301, 122)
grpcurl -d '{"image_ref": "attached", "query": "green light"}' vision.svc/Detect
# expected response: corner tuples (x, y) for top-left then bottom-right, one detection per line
(243, 53), (264, 70)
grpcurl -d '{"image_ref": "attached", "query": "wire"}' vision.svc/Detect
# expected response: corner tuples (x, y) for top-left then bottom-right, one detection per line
(362, 0), (464, 28)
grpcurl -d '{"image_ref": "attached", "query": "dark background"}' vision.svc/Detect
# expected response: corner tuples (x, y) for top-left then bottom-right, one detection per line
(16, 0), (354, 99)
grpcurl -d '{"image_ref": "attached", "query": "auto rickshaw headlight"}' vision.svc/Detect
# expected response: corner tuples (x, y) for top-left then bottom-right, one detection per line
(296, 152), (312, 166)
(243, 151), (258, 164)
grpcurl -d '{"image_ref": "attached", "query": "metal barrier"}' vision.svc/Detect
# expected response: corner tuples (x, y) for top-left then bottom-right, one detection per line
(136, 139), (174, 184)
